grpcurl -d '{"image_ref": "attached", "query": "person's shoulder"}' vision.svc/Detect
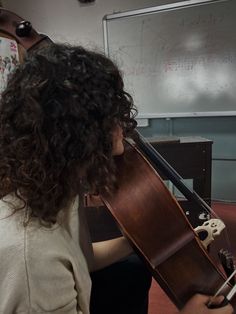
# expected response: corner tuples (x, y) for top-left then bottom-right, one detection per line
(0, 195), (90, 313)
(0, 195), (74, 278)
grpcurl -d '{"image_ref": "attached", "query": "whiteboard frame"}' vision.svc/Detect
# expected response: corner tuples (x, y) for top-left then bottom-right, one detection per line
(103, 0), (236, 118)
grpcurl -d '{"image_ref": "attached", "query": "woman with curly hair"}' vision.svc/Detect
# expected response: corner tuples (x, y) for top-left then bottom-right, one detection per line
(0, 43), (150, 314)
(0, 43), (232, 314)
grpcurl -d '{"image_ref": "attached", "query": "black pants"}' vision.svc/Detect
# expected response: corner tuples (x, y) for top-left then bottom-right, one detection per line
(90, 254), (152, 314)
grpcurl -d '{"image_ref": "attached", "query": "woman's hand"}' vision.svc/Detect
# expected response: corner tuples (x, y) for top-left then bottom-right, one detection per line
(180, 294), (233, 314)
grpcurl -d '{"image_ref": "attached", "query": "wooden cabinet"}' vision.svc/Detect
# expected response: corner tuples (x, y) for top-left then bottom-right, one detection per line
(148, 136), (213, 227)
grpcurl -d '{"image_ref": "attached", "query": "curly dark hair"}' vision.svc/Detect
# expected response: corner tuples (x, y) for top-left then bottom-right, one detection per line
(0, 43), (137, 223)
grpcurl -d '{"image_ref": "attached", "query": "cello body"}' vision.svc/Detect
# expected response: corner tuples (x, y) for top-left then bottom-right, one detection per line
(101, 141), (236, 309)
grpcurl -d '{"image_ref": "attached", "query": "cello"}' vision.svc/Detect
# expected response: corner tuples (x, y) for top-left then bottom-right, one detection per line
(99, 131), (236, 310)
(0, 8), (235, 311)
(0, 7), (51, 58)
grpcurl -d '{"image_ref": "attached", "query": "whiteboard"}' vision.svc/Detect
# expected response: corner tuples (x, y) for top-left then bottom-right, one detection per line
(103, 0), (236, 118)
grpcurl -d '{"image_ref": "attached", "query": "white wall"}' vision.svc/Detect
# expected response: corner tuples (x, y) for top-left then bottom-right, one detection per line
(3, 0), (173, 51)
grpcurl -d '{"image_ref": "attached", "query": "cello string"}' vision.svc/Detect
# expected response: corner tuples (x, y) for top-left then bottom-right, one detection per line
(135, 131), (219, 217)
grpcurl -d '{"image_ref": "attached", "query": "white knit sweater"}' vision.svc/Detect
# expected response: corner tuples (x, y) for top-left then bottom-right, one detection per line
(0, 195), (91, 314)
